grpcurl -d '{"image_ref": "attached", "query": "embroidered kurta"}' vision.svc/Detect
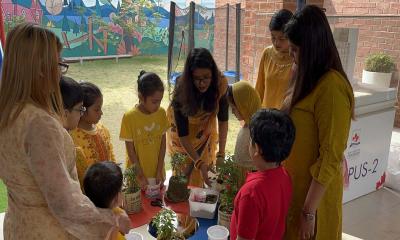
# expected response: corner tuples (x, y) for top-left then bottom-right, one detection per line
(0, 104), (118, 240)
(255, 45), (293, 109)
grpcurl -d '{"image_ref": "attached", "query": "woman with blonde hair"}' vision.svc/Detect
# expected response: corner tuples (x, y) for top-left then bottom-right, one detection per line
(0, 23), (131, 240)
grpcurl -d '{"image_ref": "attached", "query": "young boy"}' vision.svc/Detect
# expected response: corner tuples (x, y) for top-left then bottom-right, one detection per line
(83, 161), (126, 240)
(230, 109), (295, 240)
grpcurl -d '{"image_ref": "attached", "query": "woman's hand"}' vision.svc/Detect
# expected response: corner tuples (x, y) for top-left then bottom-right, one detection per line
(156, 170), (165, 187)
(117, 210), (132, 234)
(137, 170), (148, 191)
(200, 164), (212, 187)
(298, 210), (316, 239)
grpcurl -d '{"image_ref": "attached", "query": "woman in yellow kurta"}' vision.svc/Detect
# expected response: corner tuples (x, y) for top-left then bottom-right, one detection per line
(282, 6), (355, 240)
(167, 48), (229, 187)
(255, 9), (294, 109)
(70, 82), (116, 182)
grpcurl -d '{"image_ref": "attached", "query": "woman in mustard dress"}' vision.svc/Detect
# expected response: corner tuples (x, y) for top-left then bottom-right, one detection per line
(283, 6), (355, 240)
(0, 23), (131, 239)
(167, 48), (229, 187)
(255, 9), (294, 109)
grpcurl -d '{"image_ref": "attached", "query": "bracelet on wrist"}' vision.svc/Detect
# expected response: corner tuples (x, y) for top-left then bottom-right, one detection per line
(194, 159), (204, 169)
(302, 209), (315, 221)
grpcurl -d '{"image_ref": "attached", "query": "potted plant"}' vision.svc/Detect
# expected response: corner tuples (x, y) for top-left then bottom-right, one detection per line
(122, 165), (142, 213)
(166, 152), (190, 203)
(149, 208), (185, 240)
(216, 154), (242, 229)
(362, 53), (396, 88)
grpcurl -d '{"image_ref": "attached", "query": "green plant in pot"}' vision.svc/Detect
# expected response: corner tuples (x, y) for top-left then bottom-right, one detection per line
(122, 164), (142, 213)
(362, 53), (396, 88)
(150, 208), (185, 240)
(166, 152), (190, 203)
(216, 154), (242, 229)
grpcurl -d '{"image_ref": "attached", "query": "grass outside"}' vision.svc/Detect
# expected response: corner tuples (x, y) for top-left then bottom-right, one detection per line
(0, 56), (241, 213)
(67, 55), (242, 164)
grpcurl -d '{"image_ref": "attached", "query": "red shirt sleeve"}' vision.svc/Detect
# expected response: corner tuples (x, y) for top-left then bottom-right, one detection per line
(236, 194), (260, 239)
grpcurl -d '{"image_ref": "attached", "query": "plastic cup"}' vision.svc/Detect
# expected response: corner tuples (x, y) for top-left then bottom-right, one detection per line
(207, 225), (229, 240)
(193, 189), (207, 202)
(125, 231), (143, 240)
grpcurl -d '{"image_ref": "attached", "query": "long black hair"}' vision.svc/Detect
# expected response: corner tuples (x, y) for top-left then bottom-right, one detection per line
(283, 5), (354, 117)
(172, 48), (221, 116)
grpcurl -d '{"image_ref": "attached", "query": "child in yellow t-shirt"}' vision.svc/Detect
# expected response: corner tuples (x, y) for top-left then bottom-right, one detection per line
(83, 161), (127, 240)
(70, 82), (116, 184)
(120, 71), (169, 190)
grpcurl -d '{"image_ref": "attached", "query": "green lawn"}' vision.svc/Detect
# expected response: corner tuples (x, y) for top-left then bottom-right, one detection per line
(0, 180), (7, 212)
(67, 56), (241, 164)
(0, 55), (241, 213)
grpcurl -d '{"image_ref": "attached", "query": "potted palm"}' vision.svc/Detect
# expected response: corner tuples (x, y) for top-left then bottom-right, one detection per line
(216, 154), (242, 229)
(166, 152), (190, 203)
(149, 208), (186, 240)
(362, 53), (396, 88)
(122, 165), (142, 213)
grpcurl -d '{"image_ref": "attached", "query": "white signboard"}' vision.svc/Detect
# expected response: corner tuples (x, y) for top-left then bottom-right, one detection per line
(343, 109), (395, 203)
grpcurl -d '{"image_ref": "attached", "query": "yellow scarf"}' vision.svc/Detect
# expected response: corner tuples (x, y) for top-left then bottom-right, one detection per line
(232, 81), (261, 125)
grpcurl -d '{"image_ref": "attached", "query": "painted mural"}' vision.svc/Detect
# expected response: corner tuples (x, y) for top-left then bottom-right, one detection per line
(1, 0), (215, 58)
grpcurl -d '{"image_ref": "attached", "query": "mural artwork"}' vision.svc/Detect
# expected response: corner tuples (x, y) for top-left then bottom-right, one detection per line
(1, 0), (215, 58)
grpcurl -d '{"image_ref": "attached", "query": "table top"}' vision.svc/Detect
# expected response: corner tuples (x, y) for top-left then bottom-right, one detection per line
(129, 189), (220, 239)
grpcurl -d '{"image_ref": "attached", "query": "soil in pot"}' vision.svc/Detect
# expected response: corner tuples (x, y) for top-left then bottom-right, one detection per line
(166, 176), (190, 203)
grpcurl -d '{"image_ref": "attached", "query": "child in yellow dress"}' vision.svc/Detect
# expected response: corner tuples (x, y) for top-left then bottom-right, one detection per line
(120, 71), (169, 189)
(70, 82), (116, 182)
(227, 81), (261, 185)
(83, 161), (127, 240)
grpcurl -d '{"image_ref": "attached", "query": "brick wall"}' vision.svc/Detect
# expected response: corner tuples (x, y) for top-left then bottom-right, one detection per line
(323, 0), (400, 127)
(214, 0), (400, 126)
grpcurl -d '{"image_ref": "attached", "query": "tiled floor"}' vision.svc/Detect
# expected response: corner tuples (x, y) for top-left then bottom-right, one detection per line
(1, 130), (400, 240)
(342, 187), (400, 240)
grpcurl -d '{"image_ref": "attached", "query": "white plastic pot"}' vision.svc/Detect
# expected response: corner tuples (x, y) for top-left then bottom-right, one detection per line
(362, 70), (392, 88)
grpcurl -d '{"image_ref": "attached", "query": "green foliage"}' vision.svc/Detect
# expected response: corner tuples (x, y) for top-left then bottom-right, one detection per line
(151, 208), (178, 240)
(365, 53), (396, 73)
(123, 165), (140, 193)
(170, 152), (186, 177)
(216, 154), (242, 214)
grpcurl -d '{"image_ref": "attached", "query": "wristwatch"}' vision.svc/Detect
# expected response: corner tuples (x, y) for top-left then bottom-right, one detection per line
(302, 210), (315, 221)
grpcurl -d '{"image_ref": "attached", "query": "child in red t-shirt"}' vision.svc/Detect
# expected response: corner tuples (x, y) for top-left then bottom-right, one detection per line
(230, 109), (295, 240)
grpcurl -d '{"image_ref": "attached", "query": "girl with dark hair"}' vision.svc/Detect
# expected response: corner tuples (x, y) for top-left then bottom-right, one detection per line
(282, 5), (354, 240)
(255, 9), (294, 109)
(70, 82), (116, 170)
(60, 76), (85, 131)
(168, 48), (229, 187)
(119, 70), (169, 189)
